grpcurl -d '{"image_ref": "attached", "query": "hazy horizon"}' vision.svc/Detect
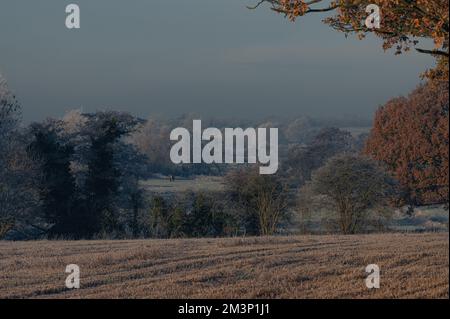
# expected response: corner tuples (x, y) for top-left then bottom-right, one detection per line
(0, 0), (435, 123)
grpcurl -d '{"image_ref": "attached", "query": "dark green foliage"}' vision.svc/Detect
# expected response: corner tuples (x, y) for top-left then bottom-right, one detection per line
(27, 112), (143, 239)
(29, 123), (80, 237)
(84, 120), (122, 234)
(184, 193), (231, 237)
(80, 112), (139, 237)
(148, 193), (237, 238)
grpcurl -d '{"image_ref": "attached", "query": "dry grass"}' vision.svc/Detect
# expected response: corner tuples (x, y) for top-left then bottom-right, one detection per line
(0, 233), (448, 299)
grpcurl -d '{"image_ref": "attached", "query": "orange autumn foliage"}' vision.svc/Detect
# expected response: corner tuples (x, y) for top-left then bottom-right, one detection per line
(365, 80), (449, 206)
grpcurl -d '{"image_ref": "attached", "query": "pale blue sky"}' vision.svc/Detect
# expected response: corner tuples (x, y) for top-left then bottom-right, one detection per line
(0, 0), (435, 122)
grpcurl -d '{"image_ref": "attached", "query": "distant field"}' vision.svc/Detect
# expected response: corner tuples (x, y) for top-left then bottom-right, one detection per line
(0, 233), (448, 299)
(140, 176), (225, 195)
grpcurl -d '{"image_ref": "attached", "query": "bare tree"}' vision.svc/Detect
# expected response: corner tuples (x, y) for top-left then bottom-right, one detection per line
(285, 128), (357, 186)
(302, 154), (395, 234)
(226, 169), (289, 236)
(129, 118), (173, 173)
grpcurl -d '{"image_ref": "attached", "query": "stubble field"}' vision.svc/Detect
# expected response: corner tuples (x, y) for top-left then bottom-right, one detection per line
(0, 233), (448, 299)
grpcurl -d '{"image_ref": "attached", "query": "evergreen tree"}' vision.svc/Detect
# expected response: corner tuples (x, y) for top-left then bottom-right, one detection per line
(29, 123), (80, 237)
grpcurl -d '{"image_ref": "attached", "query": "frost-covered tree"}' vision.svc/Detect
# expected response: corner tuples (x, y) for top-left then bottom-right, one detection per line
(304, 154), (395, 234)
(0, 74), (40, 239)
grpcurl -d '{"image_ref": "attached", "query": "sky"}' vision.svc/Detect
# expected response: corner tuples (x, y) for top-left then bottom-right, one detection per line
(0, 0), (435, 123)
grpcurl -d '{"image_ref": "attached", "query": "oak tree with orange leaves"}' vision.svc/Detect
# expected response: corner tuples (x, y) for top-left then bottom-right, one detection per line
(364, 80), (449, 206)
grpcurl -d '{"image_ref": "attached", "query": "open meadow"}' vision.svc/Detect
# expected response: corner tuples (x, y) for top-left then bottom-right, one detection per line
(0, 233), (448, 299)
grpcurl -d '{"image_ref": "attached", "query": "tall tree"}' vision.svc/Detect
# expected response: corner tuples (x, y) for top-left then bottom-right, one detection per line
(82, 112), (138, 236)
(0, 75), (20, 238)
(130, 118), (173, 174)
(29, 122), (79, 237)
(0, 75), (19, 137)
(0, 75), (40, 239)
(365, 81), (449, 206)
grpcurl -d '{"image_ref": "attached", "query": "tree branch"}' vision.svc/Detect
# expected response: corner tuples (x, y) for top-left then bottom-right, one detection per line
(246, 0), (266, 10)
(416, 48), (449, 57)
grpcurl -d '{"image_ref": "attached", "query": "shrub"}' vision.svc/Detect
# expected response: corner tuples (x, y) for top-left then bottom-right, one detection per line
(226, 169), (290, 236)
(302, 154), (396, 234)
